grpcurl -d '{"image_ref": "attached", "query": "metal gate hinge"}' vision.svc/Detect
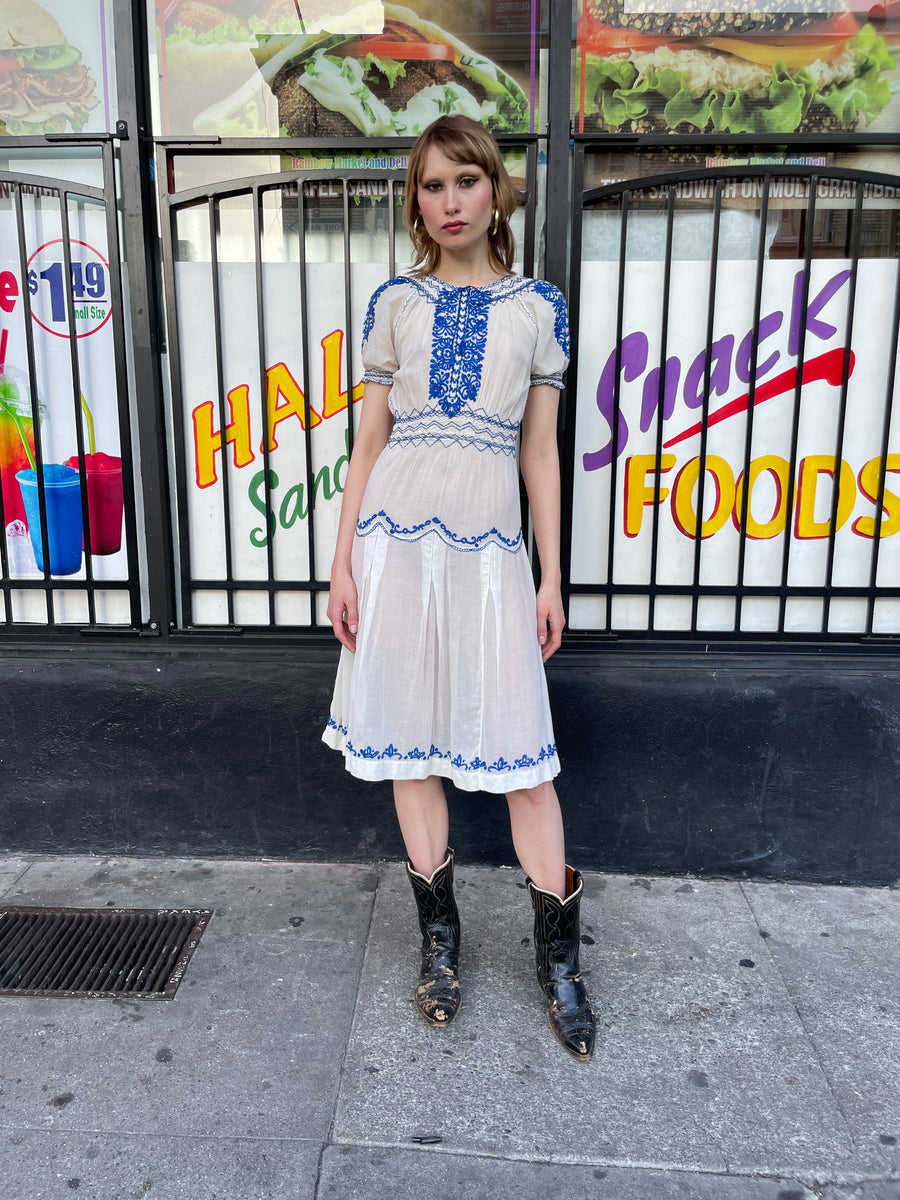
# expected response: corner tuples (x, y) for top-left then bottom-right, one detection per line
(114, 120), (128, 139)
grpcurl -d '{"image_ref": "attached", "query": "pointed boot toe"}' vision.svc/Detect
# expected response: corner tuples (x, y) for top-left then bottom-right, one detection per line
(414, 964), (461, 1026)
(549, 996), (596, 1060)
(527, 867), (597, 1062)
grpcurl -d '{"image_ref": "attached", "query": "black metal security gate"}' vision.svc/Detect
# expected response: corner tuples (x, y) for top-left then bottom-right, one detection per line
(565, 156), (900, 643)
(159, 144), (538, 632)
(0, 141), (142, 633)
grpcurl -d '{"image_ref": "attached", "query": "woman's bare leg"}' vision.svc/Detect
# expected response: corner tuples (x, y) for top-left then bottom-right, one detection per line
(394, 776), (449, 877)
(506, 780), (567, 897)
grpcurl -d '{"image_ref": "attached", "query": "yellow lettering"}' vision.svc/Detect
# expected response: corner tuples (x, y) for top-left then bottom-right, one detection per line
(624, 454), (675, 537)
(266, 361), (319, 451)
(321, 329), (364, 419)
(192, 384), (254, 489)
(853, 455), (900, 538)
(794, 455), (855, 539)
(733, 456), (791, 539)
(671, 455), (735, 539)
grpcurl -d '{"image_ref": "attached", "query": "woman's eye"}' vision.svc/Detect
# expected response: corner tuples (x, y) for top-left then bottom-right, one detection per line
(459, 177), (477, 187)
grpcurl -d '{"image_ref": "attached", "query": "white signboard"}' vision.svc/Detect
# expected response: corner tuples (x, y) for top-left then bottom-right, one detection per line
(175, 261), (387, 626)
(572, 258), (900, 634)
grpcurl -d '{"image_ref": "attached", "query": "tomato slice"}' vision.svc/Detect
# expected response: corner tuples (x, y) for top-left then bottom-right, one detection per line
(576, 6), (861, 56)
(341, 39), (455, 60)
(0, 56), (22, 72)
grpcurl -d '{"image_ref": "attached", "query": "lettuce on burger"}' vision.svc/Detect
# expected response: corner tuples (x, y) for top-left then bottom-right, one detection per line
(196, 3), (530, 137)
(0, 0), (99, 135)
(578, 0), (895, 134)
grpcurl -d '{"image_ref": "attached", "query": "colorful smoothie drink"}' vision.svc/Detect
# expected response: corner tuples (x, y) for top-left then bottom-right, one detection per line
(0, 372), (38, 528)
(16, 464), (84, 576)
(65, 452), (124, 554)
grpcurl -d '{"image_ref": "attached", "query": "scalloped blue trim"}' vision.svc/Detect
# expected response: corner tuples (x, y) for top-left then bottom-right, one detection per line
(326, 716), (557, 775)
(356, 509), (522, 553)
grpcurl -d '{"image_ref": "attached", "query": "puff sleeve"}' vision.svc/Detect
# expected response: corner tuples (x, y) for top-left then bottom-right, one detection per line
(529, 281), (570, 391)
(361, 278), (403, 386)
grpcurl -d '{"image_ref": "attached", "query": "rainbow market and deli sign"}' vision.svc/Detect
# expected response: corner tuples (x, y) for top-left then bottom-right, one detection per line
(572, 256), (900, 635)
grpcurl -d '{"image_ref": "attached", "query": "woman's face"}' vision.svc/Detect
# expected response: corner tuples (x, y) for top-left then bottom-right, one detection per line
(416, 146), (494, 259)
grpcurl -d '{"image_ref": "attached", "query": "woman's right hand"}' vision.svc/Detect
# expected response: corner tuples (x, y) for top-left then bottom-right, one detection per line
(327, 566), (359, 653)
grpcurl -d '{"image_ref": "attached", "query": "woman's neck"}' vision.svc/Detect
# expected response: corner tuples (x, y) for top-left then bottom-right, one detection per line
(432, 245), (508, 289)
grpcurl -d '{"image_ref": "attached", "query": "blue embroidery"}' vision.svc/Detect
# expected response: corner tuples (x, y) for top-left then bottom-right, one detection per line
(331, 730), (558, 775)
(529, 373), (565, 391)
(531, 279), (570, 358)
(362, 276), (569, 413)
(357, 509), (522, 553)
(361, 276), (408, 353)
(387, 404), (518, 456)
(428, 287), (491, 418)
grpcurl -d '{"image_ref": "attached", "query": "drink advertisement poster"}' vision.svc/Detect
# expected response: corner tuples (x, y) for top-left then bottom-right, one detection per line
(575, 0), (900, 136)
(0, 197), (128, 622)
(571, 255), (900, 635)
(154, 0), (539, 138)
(0, 0), (115, 137)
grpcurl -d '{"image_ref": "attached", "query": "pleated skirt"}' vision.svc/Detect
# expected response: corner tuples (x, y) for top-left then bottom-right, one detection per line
(322, 525), (560, 793)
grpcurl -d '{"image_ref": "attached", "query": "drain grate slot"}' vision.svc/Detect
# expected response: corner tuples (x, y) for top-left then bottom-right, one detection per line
(0, 907), (212, 999)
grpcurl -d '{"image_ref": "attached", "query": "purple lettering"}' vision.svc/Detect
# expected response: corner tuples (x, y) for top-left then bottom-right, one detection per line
(683, 334), (735, 410)
(789, 269), (850, 357)
(640, 356), (681, 432)
(735, 311), (782, 383)
(583, 332), (648, 472)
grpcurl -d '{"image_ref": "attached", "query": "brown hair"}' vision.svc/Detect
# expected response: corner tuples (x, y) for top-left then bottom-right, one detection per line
(404, 115), (517, 278)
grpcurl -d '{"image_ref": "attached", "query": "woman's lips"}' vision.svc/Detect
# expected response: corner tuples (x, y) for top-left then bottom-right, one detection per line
(442, 221), (466, 232)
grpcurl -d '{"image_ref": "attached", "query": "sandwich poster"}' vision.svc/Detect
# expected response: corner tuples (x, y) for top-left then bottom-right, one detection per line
(571, 255), (900, 635)
(575, 0), (900, 135)
(154, 0), (538, 138)
(0, 0), (115, 136)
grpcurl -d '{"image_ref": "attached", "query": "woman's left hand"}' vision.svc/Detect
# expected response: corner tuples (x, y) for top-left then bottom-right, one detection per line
(536, 582), (565, 662)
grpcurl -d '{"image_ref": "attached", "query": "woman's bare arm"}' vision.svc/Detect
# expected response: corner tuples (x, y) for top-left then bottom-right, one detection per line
(326, 381), (393, 651)
(520, 383), (565, 662)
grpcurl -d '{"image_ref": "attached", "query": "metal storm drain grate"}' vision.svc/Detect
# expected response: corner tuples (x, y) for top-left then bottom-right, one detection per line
(0, 907), (212, 1000)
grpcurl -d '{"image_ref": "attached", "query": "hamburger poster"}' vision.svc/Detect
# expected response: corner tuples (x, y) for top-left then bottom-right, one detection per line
(575, 0), (900, 135)
(155, 0), (538, 137)
(0, 0), (114, 137)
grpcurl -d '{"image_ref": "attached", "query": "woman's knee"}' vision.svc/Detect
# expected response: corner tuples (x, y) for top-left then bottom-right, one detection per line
(506, 781), (559, 813)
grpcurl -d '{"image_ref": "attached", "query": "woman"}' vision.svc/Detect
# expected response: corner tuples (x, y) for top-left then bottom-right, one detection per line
(322, 114), (595, 1061)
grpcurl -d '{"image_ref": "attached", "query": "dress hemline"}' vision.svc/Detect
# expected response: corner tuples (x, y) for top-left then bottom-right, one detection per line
(321, 725), (560, 794)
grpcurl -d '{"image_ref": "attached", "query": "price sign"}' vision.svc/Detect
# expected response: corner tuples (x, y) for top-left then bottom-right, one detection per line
(26, 239), (112, 339)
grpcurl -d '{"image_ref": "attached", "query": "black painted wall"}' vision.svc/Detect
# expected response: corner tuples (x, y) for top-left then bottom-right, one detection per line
(0, 645), (898, 885)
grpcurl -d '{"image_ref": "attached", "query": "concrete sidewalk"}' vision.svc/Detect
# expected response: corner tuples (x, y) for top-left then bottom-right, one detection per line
(0, 855), (897, 1200)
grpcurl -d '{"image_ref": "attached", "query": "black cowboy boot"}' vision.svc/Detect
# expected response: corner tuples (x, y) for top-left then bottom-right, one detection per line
(527, 866), (596, 1060)
(406, 848), (461, 1027)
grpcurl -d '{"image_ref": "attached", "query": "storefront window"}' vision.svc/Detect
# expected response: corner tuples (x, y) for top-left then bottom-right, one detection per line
(151, 1), (545, 139)
(0, 1), (117, 138)
(573, 0), (900, 137)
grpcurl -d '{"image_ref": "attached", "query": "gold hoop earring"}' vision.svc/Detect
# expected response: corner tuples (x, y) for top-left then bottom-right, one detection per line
(489, 208), (500, 237)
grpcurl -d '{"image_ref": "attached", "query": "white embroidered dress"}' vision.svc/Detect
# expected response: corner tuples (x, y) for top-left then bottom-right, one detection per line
(322, 273), (569, 793)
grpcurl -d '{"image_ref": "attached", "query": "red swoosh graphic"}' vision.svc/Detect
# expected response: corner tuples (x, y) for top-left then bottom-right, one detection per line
(663, 347), (855, 449)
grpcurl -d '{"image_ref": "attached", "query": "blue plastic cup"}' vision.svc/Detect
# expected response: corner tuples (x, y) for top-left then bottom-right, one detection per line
(16, 465), (84, 576)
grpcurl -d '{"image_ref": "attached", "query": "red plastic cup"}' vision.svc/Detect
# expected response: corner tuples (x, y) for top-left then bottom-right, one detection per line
(65, 452), (124, 555)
